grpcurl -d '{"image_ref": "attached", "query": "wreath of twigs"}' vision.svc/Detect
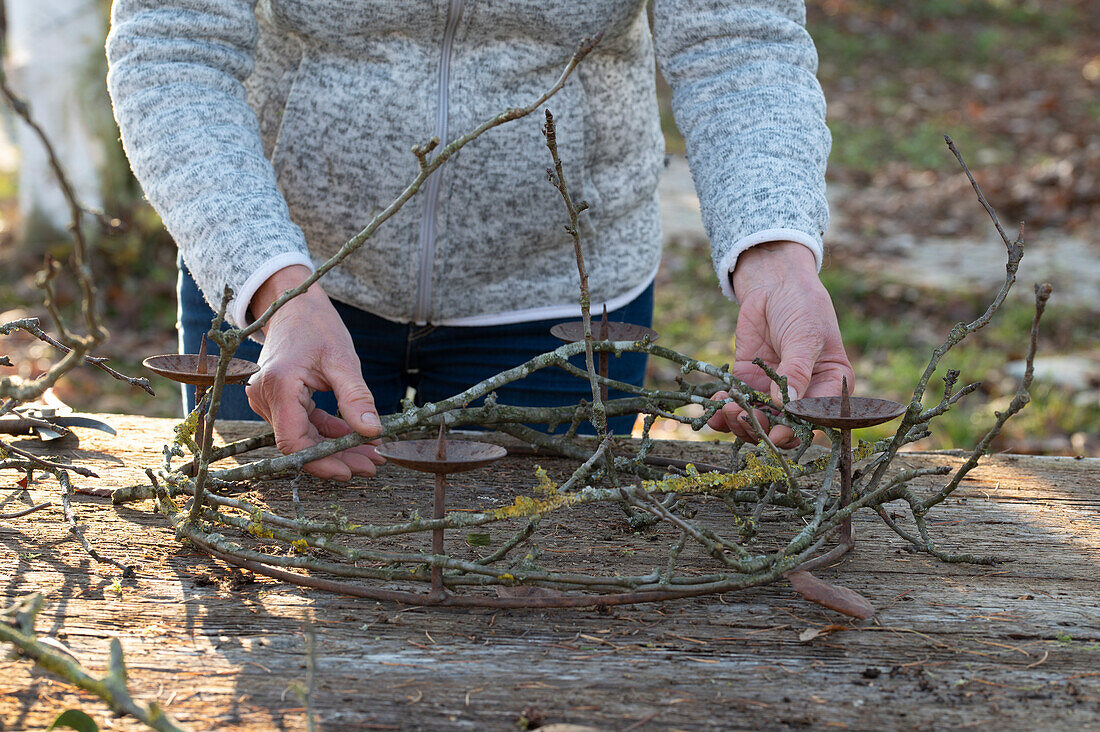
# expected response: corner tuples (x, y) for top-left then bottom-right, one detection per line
(2, 34), (1052, 685)
(99, 39), (1048, 613)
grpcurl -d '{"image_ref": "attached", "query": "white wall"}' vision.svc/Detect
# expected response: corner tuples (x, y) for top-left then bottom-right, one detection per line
(5, 0), (106, 234)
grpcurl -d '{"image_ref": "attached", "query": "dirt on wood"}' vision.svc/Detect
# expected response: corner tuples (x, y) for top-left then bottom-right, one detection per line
(1, 416), (1098, 731)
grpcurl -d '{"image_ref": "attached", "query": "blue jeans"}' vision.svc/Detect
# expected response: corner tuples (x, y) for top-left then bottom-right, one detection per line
(178, 265), (652, 434)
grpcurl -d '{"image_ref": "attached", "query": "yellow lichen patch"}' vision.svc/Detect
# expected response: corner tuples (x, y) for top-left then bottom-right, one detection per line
(491, 492), (579, 520)
(246, 521), (273, 539)
(291, 539), (309, 553)
(533, 465), (558, 496)
(642, 453), (786, 496)
(172, 411), (198, 447)
(797, 439), (877, 475)
(852, 439), (877, 462)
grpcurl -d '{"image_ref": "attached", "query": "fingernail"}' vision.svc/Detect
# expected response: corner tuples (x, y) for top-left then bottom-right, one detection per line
(362, 412), (381, 431)
(788, 388), (799, 402)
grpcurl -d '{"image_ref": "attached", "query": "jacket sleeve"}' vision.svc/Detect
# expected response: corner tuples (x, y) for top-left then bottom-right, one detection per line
(652, 0), (830, 302)
(106, 0), (313, 328)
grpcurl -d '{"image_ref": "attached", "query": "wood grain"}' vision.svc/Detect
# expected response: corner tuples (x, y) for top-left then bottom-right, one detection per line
(1, 416), (1097, 730)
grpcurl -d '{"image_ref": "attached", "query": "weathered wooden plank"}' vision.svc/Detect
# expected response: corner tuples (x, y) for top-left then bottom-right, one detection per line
(1, 416), (1097, 730)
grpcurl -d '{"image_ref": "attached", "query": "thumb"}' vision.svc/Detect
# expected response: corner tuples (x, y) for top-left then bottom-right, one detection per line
(326, 358), (382, 437)
(773, 355), (815, 405)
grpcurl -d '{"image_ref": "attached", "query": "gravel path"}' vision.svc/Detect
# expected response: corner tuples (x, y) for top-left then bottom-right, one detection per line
(659, 154), (1100, 310)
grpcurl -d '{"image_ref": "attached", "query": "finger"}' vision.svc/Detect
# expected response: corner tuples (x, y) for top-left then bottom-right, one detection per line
(328, 450), (381, 477)
(803, 360), (857, 399)
(306, 408), (384, 476)
(303, 456), (352, 482)
(310, 408), (384, 462)
(245, 379), (272, 424)
(325, 358), (382, 438)
(305, 444), (382, 479)
(345, 442), (386, 466)
(310, 408), (354, 438)
(729, 362), (779, 396)
(331, 442), (386, 469)
(720, 403), (756, 442)
(707, 391), (732, 432)
(296, 403), (357, 479)
(772, 354), (817, 405)
(259, 372), (322, 457)
(768, 423), (799, 449)
(739, 408), (772, 442)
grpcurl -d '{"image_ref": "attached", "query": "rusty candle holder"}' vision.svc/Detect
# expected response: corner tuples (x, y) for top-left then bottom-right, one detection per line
(143, 335), (260, 447)
(550, 306), (659, 401)
(785, 378), (906, 545)
(375, 424), (507, 600)
(777, 379), (906, 618)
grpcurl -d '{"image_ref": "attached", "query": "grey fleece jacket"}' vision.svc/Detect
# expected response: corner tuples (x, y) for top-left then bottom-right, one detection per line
(106, 0), (830, 329)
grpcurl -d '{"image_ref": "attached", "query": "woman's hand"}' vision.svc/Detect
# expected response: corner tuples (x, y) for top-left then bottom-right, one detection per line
(245, 265), (385, 480)
(708, 242), (854, 448)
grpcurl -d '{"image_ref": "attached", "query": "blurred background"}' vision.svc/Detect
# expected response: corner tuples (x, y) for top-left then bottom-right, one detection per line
(1, 1), (1097, 455)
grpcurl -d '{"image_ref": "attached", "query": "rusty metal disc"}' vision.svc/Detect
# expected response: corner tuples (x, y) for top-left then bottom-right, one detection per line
(375, 440), (507, 474)
(785, 396), (907, 429)
(142, 354), (260, 386)
(549, 321), (659, 344)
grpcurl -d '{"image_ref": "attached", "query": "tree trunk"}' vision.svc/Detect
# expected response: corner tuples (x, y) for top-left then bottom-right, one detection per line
(5, 0), (107, 241)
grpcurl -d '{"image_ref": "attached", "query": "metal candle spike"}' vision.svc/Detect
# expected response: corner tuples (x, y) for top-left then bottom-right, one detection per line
(839, 378), (853, 544)
(598, 306), (609, 401)
(432, 423), (448, 598)
(196, 334), (209, 447)
(375, 426), (506, 602)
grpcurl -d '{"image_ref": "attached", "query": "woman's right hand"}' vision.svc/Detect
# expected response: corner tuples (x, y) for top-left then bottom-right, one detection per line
(245, 265), (385, 480)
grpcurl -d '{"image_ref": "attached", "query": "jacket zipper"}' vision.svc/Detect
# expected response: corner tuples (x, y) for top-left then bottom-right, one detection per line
(413, 0), (465, 325)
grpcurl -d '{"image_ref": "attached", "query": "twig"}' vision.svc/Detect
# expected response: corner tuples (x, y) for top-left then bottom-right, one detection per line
(0, 318), (153, 395)
(0, 501), (51, 519)
(58, 470), (134, 575)
(861, 139), (1026, 498)
(0, 439), (99, 478)
(0, 63), (103, 345)
(190, 290), (233, 523)
(542, 108), (606, 436)
(945, 135), (1016, 248)
(922, 283), (1051, 511)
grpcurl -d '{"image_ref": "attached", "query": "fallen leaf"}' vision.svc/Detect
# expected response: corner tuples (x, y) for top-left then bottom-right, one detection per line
(799, 624), (849, 642)
(46, 709), (98, 732)
(786, 570), (875, 619)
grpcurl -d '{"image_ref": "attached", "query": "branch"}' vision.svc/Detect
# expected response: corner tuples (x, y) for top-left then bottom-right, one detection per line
(860, 139), (1027, 497)
(542, 108), (606, 436)
(0, 318), (153, 396)
(0, 440), (99, 478)
(922, 282), (1052, 511)
(58, 470), (134, 575)
(0, 501), (51, 519)
(0, 49), (104, 345)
